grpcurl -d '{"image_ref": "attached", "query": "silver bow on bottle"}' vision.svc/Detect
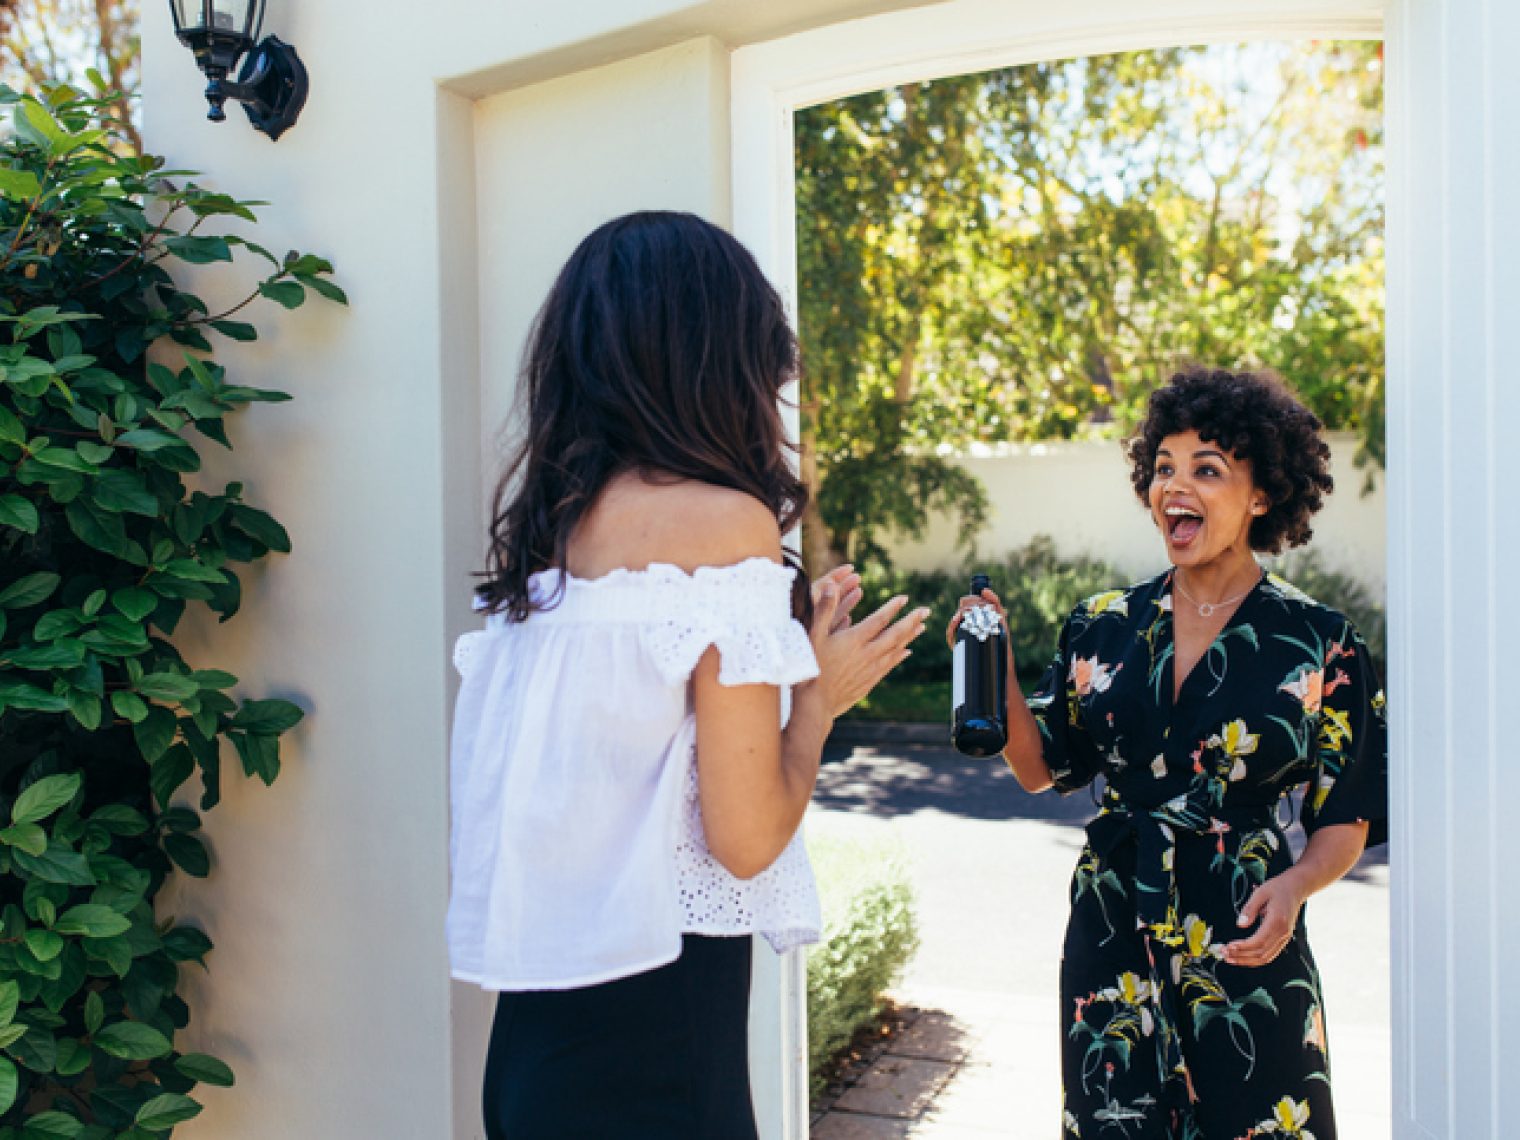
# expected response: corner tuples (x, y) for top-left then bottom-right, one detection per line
(962, 604), (1002, 642)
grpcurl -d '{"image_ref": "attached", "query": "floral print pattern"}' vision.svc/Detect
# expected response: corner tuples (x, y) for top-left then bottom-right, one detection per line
(1037, 572), (1388, 1138)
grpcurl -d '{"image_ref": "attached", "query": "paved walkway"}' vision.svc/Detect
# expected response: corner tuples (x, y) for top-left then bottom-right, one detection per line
(807, 737), (1391, 1139)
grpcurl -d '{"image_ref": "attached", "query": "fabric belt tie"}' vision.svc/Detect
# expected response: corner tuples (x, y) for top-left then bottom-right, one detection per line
(1085, 787), (1280, 944)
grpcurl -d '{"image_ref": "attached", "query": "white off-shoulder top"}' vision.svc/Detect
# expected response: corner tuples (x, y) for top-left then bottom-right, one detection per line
(446, 557), (824, 991)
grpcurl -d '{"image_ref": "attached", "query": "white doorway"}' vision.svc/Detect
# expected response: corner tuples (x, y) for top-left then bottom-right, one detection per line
(730, 2), (1406, 1135)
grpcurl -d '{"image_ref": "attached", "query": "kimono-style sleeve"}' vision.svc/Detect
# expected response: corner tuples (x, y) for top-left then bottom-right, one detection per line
(1027, 605), (1103, 794)
(1301, 620), (1389, 848)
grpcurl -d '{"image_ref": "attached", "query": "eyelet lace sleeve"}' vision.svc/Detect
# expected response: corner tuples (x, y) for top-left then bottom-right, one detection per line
(641, 558), (819, 688)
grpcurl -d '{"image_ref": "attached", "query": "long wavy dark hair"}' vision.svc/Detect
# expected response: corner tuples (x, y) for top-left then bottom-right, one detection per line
(478, 211), (812, 622)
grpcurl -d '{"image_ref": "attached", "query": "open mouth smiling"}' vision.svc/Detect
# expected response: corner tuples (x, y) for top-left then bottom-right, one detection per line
(1164, 504), (1203, 543)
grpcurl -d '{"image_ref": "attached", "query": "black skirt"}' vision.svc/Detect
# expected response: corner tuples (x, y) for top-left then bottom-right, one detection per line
(482, 933), (758, 1140)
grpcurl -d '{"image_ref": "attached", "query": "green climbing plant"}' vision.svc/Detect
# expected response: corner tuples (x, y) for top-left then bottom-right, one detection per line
(0, 83), (344, 1135)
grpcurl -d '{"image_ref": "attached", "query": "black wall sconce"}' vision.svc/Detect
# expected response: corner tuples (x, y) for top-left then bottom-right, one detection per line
(169, 1), (308, 141)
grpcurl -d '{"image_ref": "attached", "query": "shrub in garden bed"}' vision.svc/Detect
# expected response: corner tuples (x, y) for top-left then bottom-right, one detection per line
(807, 830), (919, 1097)
(0, 86), (343, 1134)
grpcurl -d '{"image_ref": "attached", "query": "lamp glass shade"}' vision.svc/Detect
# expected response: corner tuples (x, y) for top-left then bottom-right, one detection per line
(171, 0), (262, 40)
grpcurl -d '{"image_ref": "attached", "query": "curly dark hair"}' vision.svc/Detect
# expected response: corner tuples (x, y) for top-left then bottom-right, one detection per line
(1125, 366), (1334, 554)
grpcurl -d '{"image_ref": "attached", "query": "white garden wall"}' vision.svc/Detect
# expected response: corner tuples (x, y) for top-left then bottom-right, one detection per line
(882, 432), (1386, 590)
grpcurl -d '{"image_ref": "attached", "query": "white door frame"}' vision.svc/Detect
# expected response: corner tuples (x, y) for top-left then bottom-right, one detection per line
(731, 2), (1391, 1135)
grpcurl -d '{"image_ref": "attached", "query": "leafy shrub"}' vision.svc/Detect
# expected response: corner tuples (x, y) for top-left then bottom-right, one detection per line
(0, 86), (343, 1133)
(806, 830), (919, 1096)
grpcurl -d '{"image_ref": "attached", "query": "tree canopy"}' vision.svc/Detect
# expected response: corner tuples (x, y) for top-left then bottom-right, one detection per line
(795, 42), (1384, 571)
(1, 0), (139, 152)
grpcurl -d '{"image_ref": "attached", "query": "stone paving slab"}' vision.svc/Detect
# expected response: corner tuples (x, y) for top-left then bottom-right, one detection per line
(812, 1113), (916, 1139)
(833, 1056), (958, 1118)
(888, 1010), (977, 1063)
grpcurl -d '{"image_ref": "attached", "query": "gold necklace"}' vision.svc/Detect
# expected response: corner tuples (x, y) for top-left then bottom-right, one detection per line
(1172, 569), (1262, 618)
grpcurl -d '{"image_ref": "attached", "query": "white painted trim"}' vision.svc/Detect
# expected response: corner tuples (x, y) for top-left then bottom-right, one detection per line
(731, 3), (1392, 1134)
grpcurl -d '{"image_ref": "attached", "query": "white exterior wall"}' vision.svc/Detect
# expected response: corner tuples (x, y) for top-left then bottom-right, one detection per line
(1384, 1), (1517, 1135)
(880, 433), (1386, 588)
(135, 0), (1520, 1136)
(141, 3), (930, 1137)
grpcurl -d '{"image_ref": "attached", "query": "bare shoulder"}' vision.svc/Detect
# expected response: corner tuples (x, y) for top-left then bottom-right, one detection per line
(571, 476), (782, 577)
(644, 482), (782, 571)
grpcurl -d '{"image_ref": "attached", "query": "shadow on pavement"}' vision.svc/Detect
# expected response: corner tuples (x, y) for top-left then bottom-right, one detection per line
(817, 737), (1389, 882)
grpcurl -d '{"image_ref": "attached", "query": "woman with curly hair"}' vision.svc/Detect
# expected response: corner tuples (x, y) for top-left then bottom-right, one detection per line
(949, 366), (1387, 1139)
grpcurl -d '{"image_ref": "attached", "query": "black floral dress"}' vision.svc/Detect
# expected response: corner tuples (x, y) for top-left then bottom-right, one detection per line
(1030, 571), (1388, 1140)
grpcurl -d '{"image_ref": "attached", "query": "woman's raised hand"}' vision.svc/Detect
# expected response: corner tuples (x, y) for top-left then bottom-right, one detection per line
(809, 574), (928, 720)
(812, 564), (864, 634)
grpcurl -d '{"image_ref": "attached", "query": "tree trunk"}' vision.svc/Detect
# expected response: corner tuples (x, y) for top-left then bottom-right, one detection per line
(798, 409), (843, 577)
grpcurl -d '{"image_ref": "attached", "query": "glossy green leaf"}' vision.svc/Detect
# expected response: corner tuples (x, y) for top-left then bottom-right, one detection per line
(13, 844), (95, 886)
(4, 641), (85, 669)
(257, 279), (305, 308)
(110, 691), (148, 723)
(94, 1020), (172, 1060)
(230, 699), (304, 734)
(135, 673), (198, 702)
(149, 747), (194, 808)
(111, 588), (157, 621)
(0, 981), (18, 1027)
(0, 495), (39, 534)
(91, 470), (159, 516)
(23, 929), (64, 963)
(0, 825), (47, 856)
(0, 572), (60, 610)
(66, 691), (102, 730)
(54, 905), (131, 939)
(229, 732), (279, 784)
(90, 805), (148, 836)
(135, 1092), (203, 1131)
(112, 429), (180, 452)
(0, 679), (70, 712)
(132, 707), (177, 763)
(161, 926), (212, 963)
(20, 1111), (83, 1138)
(163, 235), (232, 264)
(53, 1037), (90, 1077)
(13, 773), (81, 825)
(175, 1051), (234, 1086)
(163, 834), (210, 878)
(0, 167), (41, 199)
(11, 1026), (58, 1073)
(160, 558), (226, 584)
(83, 992), (103, 1036)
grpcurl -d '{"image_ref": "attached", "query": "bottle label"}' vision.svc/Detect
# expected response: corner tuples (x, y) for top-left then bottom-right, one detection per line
(952, 640), (965, 710)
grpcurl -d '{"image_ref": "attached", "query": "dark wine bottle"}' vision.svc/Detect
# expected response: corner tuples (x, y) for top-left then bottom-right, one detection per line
(951, 573), (1009, 757)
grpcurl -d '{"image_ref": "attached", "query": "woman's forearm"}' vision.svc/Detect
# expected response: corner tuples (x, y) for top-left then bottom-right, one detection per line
(1280, 820), (1369, 897)
(780, 681), (831, 805)
(1002, 686), (1054, 793)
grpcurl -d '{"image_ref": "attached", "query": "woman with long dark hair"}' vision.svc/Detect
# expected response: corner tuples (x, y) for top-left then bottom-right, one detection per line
(448, 211), (928, 1138)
